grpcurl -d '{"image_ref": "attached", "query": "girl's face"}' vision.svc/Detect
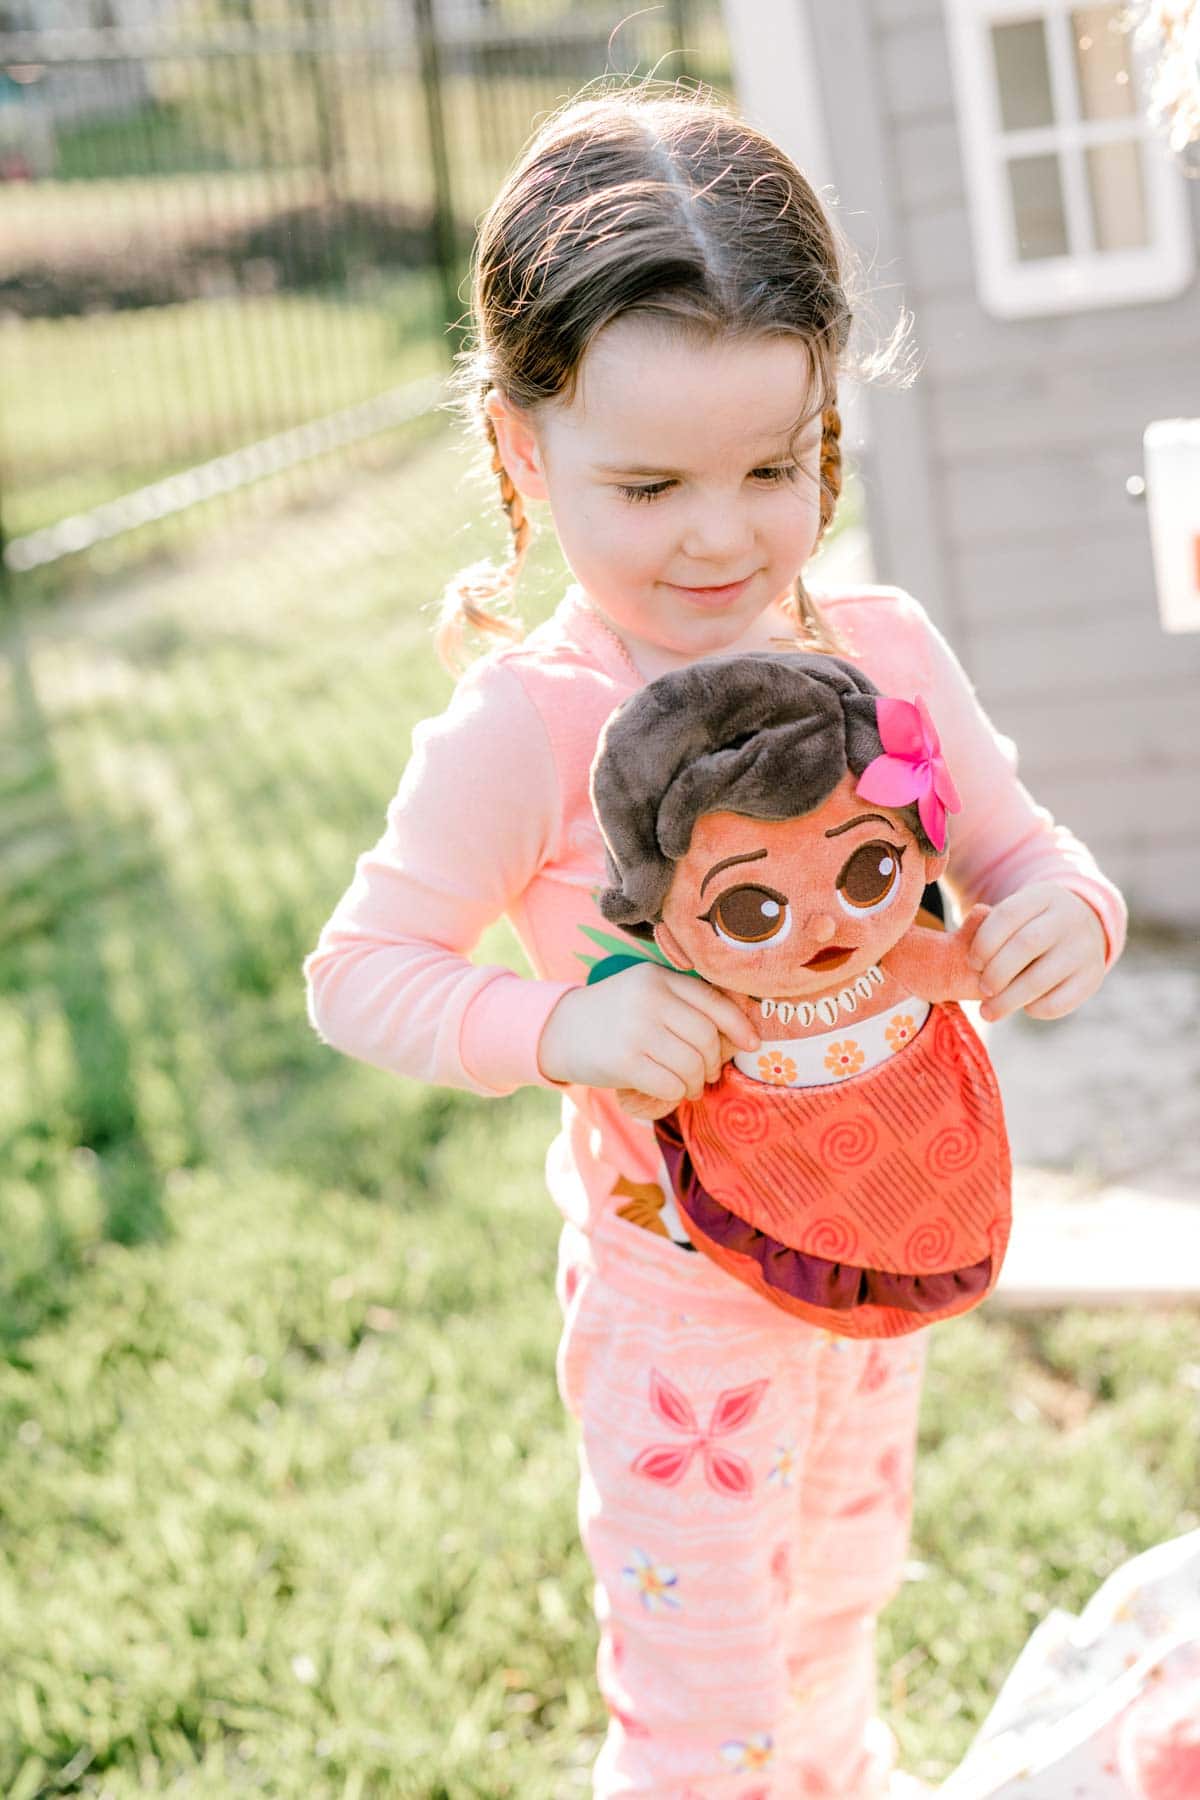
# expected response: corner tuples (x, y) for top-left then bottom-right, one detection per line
(488, 318), (825, 668)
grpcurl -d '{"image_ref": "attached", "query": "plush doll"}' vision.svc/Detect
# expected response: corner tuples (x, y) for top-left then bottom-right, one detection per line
(589, 651), (1012, 1340)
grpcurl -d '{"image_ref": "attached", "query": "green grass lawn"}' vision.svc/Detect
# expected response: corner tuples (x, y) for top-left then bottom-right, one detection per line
(1, 431), (1197, 1795)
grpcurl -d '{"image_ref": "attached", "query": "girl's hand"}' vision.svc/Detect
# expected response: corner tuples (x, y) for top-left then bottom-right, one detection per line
(537, 962), (760, 1106)
(967, 883), (1108, 1023)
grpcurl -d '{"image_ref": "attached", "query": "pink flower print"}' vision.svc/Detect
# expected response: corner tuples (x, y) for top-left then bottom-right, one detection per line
(836, 1490), (884, 1520)
(631, 1369), (769, 1500)
(770, 1541), (793, 1604)
(720, 1732), (774, 1772)
(606, 1697), (651, 1739)
(621, 1548), (681, 1614)
(885, 1013), (916, 1052)
(838, 1445), (912, 1520)
(766, 1441), (796, 1488)
(859, 1345), (890, 1394)
(799, 1765), (835, 1796)
(879, 1444), (913, 1516)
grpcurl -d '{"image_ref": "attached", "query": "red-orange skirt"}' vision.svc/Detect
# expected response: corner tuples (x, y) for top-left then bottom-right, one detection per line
(658, 1002), (1011, 1339)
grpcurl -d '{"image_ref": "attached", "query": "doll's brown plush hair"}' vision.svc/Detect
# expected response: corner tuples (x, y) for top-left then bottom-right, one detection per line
(436, 79), (914, 673)
(591, 651), (936, 937)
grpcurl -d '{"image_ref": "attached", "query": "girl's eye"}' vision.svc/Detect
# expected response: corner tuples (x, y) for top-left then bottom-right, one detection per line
(699, 884), (792, 947)
(616, 481), (673, 504)
(835, 841), (906, 915)
(615, 465), (798, 504)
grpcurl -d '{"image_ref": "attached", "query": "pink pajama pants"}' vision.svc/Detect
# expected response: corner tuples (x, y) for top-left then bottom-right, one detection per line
(555, 1209), (927, 1799)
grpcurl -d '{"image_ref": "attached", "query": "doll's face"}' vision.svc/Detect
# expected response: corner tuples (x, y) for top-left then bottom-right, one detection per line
(654, 770), (946, 997)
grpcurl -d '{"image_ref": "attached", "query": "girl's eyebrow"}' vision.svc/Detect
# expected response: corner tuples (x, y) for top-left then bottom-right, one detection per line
(593, 430), (817, 478)
(700, 848), (768, 896)
(824, 813), (897, 838)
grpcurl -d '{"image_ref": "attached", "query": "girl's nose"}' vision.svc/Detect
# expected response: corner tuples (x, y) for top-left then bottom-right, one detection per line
(804, 912), (837, 943)
(679, 501), (753, 564)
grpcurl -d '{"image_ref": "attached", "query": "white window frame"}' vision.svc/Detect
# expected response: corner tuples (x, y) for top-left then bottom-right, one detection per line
(944, 0), (1195, 317)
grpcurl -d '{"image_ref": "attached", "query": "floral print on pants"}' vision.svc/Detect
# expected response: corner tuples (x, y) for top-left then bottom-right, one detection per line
(556, 1218), (927, 1799)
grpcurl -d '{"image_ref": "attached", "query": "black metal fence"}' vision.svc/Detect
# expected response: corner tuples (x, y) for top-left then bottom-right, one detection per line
(0, 0), (731, 593)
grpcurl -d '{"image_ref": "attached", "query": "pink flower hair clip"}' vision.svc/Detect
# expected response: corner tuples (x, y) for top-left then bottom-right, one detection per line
(855, 694), (962, 853)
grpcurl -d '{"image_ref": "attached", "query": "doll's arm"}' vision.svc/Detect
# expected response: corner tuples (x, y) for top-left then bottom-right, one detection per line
(880, 904), (990, 1002)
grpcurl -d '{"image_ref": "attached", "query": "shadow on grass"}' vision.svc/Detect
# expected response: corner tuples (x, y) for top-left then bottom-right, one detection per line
(0, 427), (543, 1353)
(3, 615), (169, 1348)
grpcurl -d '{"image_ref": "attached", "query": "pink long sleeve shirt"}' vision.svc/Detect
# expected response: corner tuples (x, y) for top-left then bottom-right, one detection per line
(304, 584), (1127, 1237)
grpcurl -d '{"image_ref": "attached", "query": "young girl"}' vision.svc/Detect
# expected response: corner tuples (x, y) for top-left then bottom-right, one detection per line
(304, 85), (1127, 1799)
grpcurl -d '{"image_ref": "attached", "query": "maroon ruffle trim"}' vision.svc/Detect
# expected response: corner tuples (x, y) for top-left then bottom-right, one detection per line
(654, 1113), (992, 1315)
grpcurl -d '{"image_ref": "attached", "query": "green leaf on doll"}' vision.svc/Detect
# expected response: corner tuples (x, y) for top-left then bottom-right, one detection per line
(576, 916), (701, 985)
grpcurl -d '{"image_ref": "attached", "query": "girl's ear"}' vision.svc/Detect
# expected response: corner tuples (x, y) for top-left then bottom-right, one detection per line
(653, 920), (689, 970)
(485, 390), (548, 502)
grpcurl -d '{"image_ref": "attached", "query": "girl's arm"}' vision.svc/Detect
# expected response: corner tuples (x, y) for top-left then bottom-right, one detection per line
(865, 589), (1127, 1018)
(303, 659), (576, 1097)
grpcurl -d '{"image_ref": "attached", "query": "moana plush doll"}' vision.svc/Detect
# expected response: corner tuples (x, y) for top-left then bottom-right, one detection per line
(589, 652), (1011, 1340)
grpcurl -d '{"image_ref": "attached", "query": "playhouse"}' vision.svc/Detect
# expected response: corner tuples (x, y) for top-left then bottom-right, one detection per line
(722, 0), (1200, 928)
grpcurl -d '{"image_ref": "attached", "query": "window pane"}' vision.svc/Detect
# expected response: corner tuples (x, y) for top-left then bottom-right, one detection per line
(1087, 139), (1149, 249)
(1072, 6), (1136, 120)
(1007, 153), (1070, 259)
(992, 18), (1056, 130)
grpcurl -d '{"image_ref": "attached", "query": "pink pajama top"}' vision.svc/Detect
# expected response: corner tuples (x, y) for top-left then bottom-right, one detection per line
(303, 585), (1127, 1245)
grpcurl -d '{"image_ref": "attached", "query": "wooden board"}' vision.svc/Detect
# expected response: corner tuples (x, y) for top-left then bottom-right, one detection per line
(993, 1189), (1200, 1310)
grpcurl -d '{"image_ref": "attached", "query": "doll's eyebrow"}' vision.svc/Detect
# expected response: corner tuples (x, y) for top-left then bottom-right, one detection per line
(824, 813), (896, 838)
(699, 849), (768, 896)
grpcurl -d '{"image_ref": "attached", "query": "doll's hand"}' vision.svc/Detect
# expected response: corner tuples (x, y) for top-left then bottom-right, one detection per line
(537, 963), (760, 1104)
(880, 902), (990, 1002)
(967, 883), (1108, 1023)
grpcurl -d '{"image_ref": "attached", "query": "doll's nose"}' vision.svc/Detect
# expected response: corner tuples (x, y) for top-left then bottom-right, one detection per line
(804, 912), (837, 943)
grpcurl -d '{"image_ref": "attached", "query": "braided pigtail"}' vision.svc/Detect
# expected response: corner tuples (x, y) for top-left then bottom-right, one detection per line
(780, 404), (850, 656)
(433, 391), (533, 676)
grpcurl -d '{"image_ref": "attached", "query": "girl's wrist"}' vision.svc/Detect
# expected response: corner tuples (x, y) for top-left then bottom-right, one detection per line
(536, 988), (583, 1085)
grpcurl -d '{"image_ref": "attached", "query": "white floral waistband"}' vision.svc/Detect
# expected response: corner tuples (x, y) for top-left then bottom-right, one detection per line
(732, 996), (932, 1089)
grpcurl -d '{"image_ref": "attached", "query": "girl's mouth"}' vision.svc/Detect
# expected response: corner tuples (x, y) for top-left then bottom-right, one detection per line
(668, 575), (755, 608)
(803, 946), (853, 971)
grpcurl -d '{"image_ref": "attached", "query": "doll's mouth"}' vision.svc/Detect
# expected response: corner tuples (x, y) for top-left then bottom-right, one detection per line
(803, 946), (853, 971)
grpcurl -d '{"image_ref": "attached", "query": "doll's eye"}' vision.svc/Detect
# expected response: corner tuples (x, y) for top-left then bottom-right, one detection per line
(699, 884), (792, 947)
(835, 841), (906, 915)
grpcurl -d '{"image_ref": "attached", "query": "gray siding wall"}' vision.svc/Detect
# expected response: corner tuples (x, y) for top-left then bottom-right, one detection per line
(809, 0), (1200, 928)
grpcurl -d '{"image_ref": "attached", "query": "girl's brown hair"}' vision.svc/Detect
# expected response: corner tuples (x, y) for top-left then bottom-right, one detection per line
(436, 80), (912, 673)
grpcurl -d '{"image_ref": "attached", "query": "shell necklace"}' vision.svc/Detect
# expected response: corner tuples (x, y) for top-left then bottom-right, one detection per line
(758, 964), (885, 1030)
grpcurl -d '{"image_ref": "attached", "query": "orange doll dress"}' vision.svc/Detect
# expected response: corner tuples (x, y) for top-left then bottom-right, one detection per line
(655, 1000), (1011, 1339)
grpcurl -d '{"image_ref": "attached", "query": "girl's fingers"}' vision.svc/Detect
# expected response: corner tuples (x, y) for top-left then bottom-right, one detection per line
(979, 948), (1076, 1021)
(616, 1087), (674, 1120)
(968, 892), (1052, 970)
(660, 1000), (736, 1085)
(977, 912), (1060, 1000)
(657, 1028), (711, 1095)
(1022, 971), (1089, 1021)
(627, 1055), (690, 1106)
(663, 971), (759, 1052)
